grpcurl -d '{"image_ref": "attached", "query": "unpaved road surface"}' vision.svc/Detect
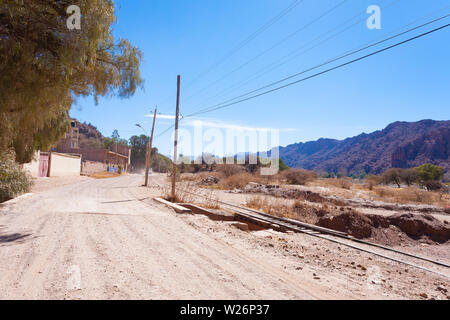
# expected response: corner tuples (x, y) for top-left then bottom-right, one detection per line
(0, 174), (448, 300)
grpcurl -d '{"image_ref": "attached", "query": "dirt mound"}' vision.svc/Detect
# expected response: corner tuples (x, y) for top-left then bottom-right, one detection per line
(318, 210), (373, 239)
(387, 213), (450, 243)
(319, 211), (450, 242)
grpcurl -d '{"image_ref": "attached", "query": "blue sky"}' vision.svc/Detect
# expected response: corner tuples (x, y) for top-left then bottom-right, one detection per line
(70, 0), (450, 156)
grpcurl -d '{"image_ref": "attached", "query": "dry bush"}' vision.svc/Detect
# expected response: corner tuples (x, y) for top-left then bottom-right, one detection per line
(164, 181), (196, 203)
(216, 164), (245, 177)
(373, 186), (447, 206)
(364, 174), (380, 190)
(165, 181), (220, 209)
(245, 196), (296, 219)
(282, 169), (316, 185)
(180, 173), (199, 182)
(219, 172), (263, 189)
(322, 178), (352, 190)
(180, 172), (217, 182)
(245, 195), (323, 224)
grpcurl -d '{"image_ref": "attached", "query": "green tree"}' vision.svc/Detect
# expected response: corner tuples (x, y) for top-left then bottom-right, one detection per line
(415, 164), (444, 184)
(0, 1), (143, 162)
(0, 150), (33, 202)
(104, 130), (128, 150)
(278, 158), (289, 171)
(128, 134), (149, 170)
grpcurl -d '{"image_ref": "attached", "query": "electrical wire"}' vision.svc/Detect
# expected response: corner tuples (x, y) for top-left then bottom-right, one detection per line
(154, 20), (449, 138)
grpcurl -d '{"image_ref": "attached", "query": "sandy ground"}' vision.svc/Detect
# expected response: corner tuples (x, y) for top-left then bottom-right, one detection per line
(0, 174), (449, 300)
(31, 175), (91, 193)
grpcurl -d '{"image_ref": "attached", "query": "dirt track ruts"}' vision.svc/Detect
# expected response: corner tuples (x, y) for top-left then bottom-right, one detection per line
(0, 174), (342, 299)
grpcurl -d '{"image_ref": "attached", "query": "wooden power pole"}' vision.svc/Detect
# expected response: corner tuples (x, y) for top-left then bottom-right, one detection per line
(144, 108), (157, 187)
(171, 75), (181, 199)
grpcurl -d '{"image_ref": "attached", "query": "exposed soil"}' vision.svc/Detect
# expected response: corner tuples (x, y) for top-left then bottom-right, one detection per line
(234, 182), (450, 244)
(1, 174), (449, 300)
(318, 211), (450, 243)
(318, 210), (373, 239)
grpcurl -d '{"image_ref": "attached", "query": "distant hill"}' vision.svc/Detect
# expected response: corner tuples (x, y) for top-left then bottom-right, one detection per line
(70, 118), (172, 172)
(71, 118), (105, 149)
(278, 120), (450, 180)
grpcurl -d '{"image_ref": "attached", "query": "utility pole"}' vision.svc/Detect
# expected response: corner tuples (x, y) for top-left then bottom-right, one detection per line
(171, 75), (180, 200)
(144, 108), (157, 186)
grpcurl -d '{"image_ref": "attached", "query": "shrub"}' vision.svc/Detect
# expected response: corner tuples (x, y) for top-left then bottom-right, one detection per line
(216, 164), (244, 177)
(283, 169), (316, 185)
(423, 180), (447, 192)
(278, 158), (289, 171)
(380, 168), (402, 188)
(415, 164), (444, 183)
(365, 174), (380, 190)
(372, 186), (445, 205)
(323, 177), (352, 190)
(0, 151), (33, 203)
(399, 168), (419, 186)
(219, 173), (258, 189)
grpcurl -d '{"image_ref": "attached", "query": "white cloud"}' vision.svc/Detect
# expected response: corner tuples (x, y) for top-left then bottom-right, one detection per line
(145, 113), (176, 120)
(143, 114), (298, 133)
(181, 117), (297, 132)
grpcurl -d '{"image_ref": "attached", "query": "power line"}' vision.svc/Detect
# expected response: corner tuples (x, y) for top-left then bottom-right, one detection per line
(187, 23), (449, 117)
(153, 0), (304, 112)
(182, 0), (348, 105)
(155, 19), (449, 138)
(183, 0), (304, 89)
(186, 12), (450, 117)
(186, 0), (398, 112)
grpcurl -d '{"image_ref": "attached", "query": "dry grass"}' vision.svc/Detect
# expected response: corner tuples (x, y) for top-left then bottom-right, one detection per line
(245, 195), (322, 224)
(281, 169), (316, 185)
(372, 186), (449, 206)
(319, 178), (352, 190)
(303, 176), (450, 207)
(89, 172), (122, 179)
(165, 181), (220, 209)
(219, 173), (261, 189)
(216, 164), (245, 177)
(180, 172), (215, 182)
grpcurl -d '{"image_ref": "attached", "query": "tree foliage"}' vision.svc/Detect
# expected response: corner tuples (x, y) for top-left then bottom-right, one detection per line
(415, 164), (444, 184)
(104, 130), (128, 150)
(379, 164), (445, 191)
(0, 150), (33, 203)
(128, 135), (171, 172)
(380, 168), (403, 188)
(0, 1), (143, 162)
(278, 158), (289, 171)
(129, 134), (149, 170)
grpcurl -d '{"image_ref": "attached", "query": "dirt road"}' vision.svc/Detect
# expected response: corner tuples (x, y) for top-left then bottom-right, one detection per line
(0, 175), (448, 300)
(0, 175), (329, 299)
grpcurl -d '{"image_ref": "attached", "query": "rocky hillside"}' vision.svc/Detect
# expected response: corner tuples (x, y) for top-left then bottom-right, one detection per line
(71, 118), (105, 149)
(279, 120), (450, 180)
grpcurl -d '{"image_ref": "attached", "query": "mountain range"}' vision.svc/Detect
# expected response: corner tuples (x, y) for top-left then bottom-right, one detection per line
(278, 120), (450, 180)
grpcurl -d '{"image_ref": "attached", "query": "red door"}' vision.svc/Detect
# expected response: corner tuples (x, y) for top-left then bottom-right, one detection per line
(39, 153), (49, 177)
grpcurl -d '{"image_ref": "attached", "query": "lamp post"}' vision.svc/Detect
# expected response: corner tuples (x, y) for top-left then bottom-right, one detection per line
(136, 108), (157, 187)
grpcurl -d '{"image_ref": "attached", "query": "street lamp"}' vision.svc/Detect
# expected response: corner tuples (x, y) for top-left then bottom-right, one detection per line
(135, 123), (151, 186)
(135, 108), (157, 187)
(135, 123), (146, 134)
